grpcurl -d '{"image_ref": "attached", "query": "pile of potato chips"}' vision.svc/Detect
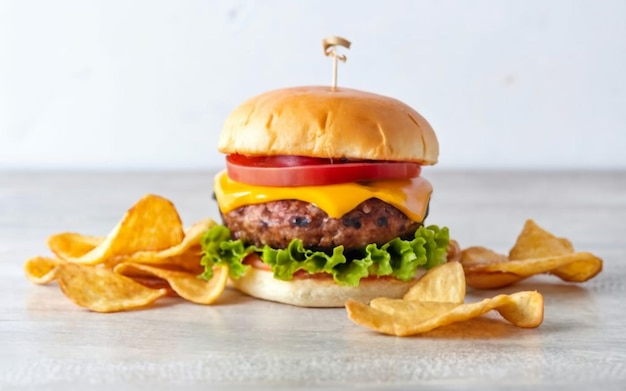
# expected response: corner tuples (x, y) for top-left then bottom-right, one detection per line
(346, 262), (544, 336)
(24, 194), (228, 312)
(347, 219), (602, 337)
(460, 219), (603, 289)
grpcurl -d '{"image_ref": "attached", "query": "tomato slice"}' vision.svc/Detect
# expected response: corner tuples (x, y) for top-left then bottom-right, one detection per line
(243, 253), (397, 281)
(225, 154), (421, 187)
(243, 254), (272, 271)
(227, 154), (331, 167)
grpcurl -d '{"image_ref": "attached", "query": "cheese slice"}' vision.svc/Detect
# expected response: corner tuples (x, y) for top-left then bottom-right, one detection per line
(214, 171), (433, 222)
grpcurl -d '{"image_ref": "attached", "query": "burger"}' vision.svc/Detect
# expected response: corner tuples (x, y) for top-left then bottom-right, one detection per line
(200, 86), (459, 307)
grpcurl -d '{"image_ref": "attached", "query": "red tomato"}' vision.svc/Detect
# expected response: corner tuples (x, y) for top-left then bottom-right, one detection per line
(243, 253), (396, 281)
(243, 254), (271, 271)
(227, 154), (331, 167)
(225, 154), (421, 187)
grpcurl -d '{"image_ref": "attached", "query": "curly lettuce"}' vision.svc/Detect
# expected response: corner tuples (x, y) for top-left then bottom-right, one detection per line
(200, 224), (450, 286)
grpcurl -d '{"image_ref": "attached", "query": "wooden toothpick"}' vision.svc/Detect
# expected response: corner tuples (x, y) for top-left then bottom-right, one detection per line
(322, 36), (351, 89)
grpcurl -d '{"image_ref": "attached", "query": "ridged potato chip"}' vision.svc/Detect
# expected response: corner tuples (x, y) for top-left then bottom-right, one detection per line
(48, 233), (104, 259)
(114, 263), (228, 305)
(346, 263), (543, 337)
(168, 245), (205, 275)
(23, 194), (225, 312)
(115, 219), (214, 269)
(24, 256), (63, 284)
(509, 219), (573, 259)
(55, 263), (168, 313)
(46, 219), (210, 273)
(401, 260), (465, 303)
(460, 220), (603, 289)
(54, 194), (185, 266)
(347, 292), (543, 337)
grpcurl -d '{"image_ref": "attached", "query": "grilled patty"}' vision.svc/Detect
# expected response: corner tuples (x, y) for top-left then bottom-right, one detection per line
(221, 198), (422, 250)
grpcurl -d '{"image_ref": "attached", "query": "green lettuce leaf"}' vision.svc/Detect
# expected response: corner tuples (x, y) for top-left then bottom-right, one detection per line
(199, 224), (450, 286)
(199, 225), (253, 280)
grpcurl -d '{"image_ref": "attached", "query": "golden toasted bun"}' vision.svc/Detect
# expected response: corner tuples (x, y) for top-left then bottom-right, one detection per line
(219, 86), (439, 165)
(229, 267), (426, 307)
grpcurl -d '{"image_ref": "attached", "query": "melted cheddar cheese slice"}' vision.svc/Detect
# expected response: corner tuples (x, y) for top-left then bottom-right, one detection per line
(214, 171), (433, 222)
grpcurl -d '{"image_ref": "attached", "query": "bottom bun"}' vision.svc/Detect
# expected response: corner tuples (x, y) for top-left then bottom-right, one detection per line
(229, 268), (426, 308)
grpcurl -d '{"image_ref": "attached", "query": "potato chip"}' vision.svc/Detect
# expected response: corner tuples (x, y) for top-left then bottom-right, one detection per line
(24, 193), (226, 312)
(458, 246), (508, 268)
(114, 263), (228, 305)
(549, 255), (603, 282)
(128, 275), (177, 297)
(464, 270), (523, 290)
(460, 247), (528, 289)
(402, 262), (465, 303)
(55, 263), (167, 313)
(509, 219), (573, 260)
(464, 249), (601, 277)
(168, 245), (205, 274)
(116, 218), (214, 268)
(56, 194), (185, 265)
(47, 218), (210, 272)
(48, 233), (104, 259)
(370, 298), (459, 318)
(446, 239), (462, 263)
(347, 292), (543, 336)
(24, 256), (63, 284)
(460, 220), (603, 289)
(346, 263), (544, 336)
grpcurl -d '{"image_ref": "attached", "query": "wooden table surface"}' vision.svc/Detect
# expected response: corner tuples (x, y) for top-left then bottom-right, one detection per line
(1, 171), (625, 390)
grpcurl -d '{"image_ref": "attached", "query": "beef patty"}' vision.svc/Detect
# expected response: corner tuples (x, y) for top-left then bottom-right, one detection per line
(221, 198), (423, 250)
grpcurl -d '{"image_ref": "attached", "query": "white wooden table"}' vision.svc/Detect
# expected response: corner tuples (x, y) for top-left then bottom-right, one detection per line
(1, 171), (625, 390)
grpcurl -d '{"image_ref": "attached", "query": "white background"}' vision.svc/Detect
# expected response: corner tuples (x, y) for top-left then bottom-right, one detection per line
(1, 0), (625, 171)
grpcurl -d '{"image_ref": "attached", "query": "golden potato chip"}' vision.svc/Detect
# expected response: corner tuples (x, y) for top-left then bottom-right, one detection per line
(57, 194), (184, 265)
(463, 270), (523, 290)
(460, 247), (529, 289)
(24, 256), (63, 284)
(129, 275), (177, 297)
(55, 262), (167, 312)
(465, 250), (600, 276)
(402, 262), (465, 303)
(116, 218), (214, 268)
(114, 263), (228, 305)
(446, 239), (462, 263)
(168, 245), (205, 274)
(509, 219), (573, 260)
(24, 193), (226, 312)
(347, 291), (543, 336)
(370, 298), (458, 318)
(549, 255), (603, 282)
(460, 220), (603, 289)
(346, 262), (544, 336)
(459, 246), (508, 268)
(48, 233), (104, 259)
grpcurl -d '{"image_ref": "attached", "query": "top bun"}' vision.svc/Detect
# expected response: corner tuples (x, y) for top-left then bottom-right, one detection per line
(218, 86), (439, 165)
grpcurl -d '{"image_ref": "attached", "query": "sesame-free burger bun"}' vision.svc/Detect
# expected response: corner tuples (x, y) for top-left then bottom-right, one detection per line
(218, 86), (439, 165)
(229, 266), (427, 307)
